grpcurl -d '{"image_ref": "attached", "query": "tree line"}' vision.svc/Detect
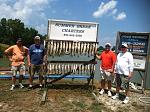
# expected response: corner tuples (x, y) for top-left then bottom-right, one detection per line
(0, 18), (46, 47)
(0, 18), (115, 54)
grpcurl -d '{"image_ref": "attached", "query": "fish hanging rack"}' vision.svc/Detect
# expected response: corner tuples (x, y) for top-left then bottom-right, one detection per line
(45, 39), (98, 57)
(44, 39), (98, 89)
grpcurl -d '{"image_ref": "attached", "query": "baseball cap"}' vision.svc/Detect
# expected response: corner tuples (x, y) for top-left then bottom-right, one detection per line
(34, 36), (40, 40)
(121, 43), (128, 48)
(17, 38), (22, 42)
(105, 43), (111, 47)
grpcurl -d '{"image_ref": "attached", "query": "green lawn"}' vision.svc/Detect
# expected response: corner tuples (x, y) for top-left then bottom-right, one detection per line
(0, 56), (10, 67)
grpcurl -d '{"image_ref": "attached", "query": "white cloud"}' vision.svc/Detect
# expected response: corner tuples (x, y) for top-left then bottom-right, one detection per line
(112, 9), (117, 15)
(93, 0), (117, 18)
(93, 0), (127, 21)
(35, 24), (47, 35)
(0, 0), (53, 34)
(114, 12), (127, 20)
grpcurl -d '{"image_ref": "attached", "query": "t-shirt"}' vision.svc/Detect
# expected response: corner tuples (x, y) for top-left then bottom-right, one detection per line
(29, 44), (45, 65)
(115, 52), (134, 76)
(100, 50), (116, 70)
(5, 45), (28, 66)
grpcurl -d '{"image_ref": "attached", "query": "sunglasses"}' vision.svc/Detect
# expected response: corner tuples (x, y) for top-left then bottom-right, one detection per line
(105, 45), (110, 48)
(121, 45), (127, 48)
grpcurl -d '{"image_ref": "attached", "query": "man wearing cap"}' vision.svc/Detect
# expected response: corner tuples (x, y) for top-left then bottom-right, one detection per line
(4, 38), (30, 90)
(112, 43), (134, 104)
(28, 36), (46, 88)
(96, 43), (116, 97)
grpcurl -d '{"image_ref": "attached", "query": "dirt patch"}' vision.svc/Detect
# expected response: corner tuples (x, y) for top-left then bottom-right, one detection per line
(0, 80), (150, 112)
(94, 88), (150, 112)
(0, 80), (104, 112)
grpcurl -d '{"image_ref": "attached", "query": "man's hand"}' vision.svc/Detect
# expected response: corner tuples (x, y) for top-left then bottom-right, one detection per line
(128, 72), (133, 79)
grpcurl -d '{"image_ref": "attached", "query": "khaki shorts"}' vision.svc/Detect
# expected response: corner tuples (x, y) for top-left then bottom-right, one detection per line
(29, 64), (44, 76)
(100, 68), (114, 82)
(116, 73), (129, 90)
(11, 64), (26, 76)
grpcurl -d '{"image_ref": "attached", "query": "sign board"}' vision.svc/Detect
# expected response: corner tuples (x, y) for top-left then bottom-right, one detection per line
(120, 35), (148, 55)
(47, 19), (98, 42)
(133, 55), (146, 70)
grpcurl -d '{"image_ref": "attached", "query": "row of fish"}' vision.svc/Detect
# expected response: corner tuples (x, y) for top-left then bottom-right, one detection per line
(46, 40), (98, 57)
(47, 63), (95, 75)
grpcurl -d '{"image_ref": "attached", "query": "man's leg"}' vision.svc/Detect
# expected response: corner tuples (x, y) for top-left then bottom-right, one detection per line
(123, 77), (130, 104)
(19, 65), (26, 88)
(112, 74), (121, 99)
(99, 70), (106, 95)
(107, 80), (112, 97)
(10, 66), (17, 90)
(12, 76), (16, 86)
(39, 65), (44, 87)
(29, 65), (34, 88)
(101, 79), (106, 89)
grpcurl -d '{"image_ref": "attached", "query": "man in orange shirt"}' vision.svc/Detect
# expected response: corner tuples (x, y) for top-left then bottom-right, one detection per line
(96, 43), (116, 97)
(4, 38), (30, 90)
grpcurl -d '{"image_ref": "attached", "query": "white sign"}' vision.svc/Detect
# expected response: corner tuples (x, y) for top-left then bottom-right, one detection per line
(48, 19), (98, 42)
(133, 56), (146, 70)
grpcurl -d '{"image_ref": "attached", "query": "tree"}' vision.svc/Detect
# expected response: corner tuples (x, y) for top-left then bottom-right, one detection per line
(0, 18), (45, 47)
(111, 46), (116, 51)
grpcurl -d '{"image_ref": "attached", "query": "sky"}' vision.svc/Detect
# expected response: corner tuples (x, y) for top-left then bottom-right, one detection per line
(0, 0), (150, 46)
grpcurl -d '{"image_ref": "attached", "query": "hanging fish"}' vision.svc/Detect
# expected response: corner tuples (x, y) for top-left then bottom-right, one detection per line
(86, 43), (90, 56)
(68, 41), (72, 55)
(94, 43), (98, 55)
(71, 41), (74, 56)
(51, 64), (54, 74)
(49, 40), (53, 56)
(56, 41), (60, 56)
(59, 41), (63, 56)
(83, 42), (87, 55)
(77, 42), (80, 57)
(87, 64), (91, 75)
(65, 41), (70, 55)
(91, 43), (95, 56)
(80, 42), (84, 55)
(62, 41), (66, 55)
(74, 42), (77, 56)
(61, 64), (64, 74)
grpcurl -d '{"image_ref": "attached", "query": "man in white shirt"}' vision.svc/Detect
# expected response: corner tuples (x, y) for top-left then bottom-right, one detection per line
(112, 43), (134, 104)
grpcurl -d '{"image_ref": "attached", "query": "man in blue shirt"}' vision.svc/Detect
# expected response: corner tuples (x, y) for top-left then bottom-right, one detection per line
(28, 36), (46, 88)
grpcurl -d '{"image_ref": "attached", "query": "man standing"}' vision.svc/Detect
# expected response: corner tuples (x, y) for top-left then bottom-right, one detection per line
(112, 43), (134, 104)
(4, 38), (30, 90)
(28, 36), (46, 88)
(96, 43), (116, 97)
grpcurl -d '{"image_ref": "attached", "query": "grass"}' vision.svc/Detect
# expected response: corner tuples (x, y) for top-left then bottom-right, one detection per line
(88, 102), (103, 112)
(0, 56), (10, 67)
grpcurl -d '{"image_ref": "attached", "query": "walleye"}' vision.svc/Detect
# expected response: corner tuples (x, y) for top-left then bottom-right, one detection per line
(59, 41), (63, 56)
(49, 40), (53, 56)
(83, 42), (87, 55)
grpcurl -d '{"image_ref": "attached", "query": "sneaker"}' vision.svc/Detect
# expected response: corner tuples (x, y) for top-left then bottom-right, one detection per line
(10, 85), (15, 91)
(39, 84), (42, 87)
(108, 91), (112, 97)
(112, 93), (119, 100)
(99, 89), (104, 95)
(122, 97), (129, 104)
(19, 83), (24, 88)
(28, 84), (33, 88)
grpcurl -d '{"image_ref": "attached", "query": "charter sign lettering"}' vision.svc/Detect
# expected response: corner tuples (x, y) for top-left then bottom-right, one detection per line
(48, 20), (98, 42)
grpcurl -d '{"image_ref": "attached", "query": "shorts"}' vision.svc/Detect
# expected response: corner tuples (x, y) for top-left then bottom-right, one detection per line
(100, 68), (113, 82)
(11, 64), (26, 76)
(30, 64), (44, 76)
(116, 73), (129, 89)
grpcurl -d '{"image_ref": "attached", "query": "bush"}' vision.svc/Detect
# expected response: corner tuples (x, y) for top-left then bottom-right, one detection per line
(0, 43), (10, 58)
